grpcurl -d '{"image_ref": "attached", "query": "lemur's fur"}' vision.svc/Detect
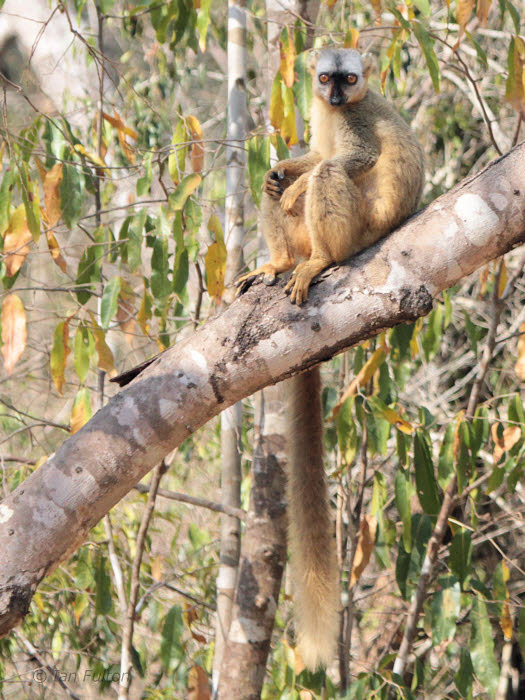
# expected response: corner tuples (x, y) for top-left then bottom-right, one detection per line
(237, 48), (425, 670)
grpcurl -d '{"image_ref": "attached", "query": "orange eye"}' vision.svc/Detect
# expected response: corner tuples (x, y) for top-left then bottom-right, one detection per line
(347, 73), (358, 84)
(319, 73), (329, 84)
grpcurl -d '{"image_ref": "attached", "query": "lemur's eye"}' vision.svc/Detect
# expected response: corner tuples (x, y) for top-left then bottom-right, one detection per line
(347, 73), (358, 84)
(319, 73), (330, 84)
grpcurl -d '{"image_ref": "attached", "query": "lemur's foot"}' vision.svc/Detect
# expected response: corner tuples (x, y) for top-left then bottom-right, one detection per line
(284, 260), (327, 305)
(235, 264), (278, 295)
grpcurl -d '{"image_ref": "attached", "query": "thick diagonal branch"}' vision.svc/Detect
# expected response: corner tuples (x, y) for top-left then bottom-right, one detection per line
(0, 143), (524, 638)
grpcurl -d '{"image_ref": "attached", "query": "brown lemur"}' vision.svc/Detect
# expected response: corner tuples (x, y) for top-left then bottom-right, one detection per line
(237, 48), (425, 670)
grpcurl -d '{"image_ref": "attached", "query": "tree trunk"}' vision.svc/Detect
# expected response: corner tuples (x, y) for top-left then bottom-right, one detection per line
(0, 143), (524, 638)
(213, 0), (248, 690)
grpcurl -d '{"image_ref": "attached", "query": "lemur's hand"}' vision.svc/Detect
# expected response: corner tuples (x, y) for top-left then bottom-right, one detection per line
(263, 167), (286, 199)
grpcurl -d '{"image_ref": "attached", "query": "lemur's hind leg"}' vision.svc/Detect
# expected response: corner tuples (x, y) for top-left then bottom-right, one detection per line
(236, 171), (310, 293)
(285, 161), (365, 304)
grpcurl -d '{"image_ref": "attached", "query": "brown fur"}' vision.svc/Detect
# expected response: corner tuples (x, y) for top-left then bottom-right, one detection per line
(237, 49), (424, 670)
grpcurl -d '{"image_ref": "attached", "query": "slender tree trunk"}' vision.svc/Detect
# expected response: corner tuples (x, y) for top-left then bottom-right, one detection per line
(214, 0), (248, 691)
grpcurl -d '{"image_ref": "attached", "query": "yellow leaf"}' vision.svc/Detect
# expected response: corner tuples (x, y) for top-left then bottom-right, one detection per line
(186, 115), (204, 173)
(332, 344), (389, 417)
(74, 593), (89, 625)
(151, 555), (163, 582)
(350, 515), (377, 587)
(515, 322), (525, 381)
(205, 240), (227, 301)
(187, 665), (210, 700)
(170, 173), (202, 211)
(1, 294), (27, 374)
(456, 0), (475, 38)
(410, 318), (422, 359)
(70, 388), (92, 434)
(344, 28), (360, 49)
(89, 313), (116, 377)
(73, 144), (109, 173)
(376, 403), (413, 434)
(280, 27), (296, 89)
(47, 231), (67, 273)
(269, 71), (284, 132)
(50, 318), (71, 395)
(476, 0), (492, 25)
(3, 204), (32, 277)
(43, 163), (63, 228)
(281, 84), (298, 146)
(500, 599), (513, 639)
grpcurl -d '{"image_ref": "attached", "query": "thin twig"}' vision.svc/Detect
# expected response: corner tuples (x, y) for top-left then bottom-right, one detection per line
(119, 461), (167, 699)
(134, 482), (246, 521)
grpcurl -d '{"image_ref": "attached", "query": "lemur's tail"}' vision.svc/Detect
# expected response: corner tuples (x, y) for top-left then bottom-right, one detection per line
(286, 367), (340, 670)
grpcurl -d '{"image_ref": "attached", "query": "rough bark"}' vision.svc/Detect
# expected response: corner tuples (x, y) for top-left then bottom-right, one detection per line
(0, 143), (524, 637)
(218, 387), (288, 699)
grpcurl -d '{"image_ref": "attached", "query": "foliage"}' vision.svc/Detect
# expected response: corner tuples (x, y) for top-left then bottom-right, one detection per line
(0, 0), (524, 698)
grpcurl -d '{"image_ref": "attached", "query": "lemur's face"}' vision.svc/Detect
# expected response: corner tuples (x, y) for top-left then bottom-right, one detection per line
(313, 49), (371, 107)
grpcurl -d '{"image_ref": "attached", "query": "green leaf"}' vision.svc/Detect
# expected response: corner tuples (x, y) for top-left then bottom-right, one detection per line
(412, 21), (440, 93)
(94, 555), (112, 616)
(128, 209), (146, 272)
(438, 422), (455, 488)
(466, 31), (488, 69)
(470, 594), (499, 697)
(412, 0), (431, 16)
(151, 216), (171, 301)
(19, 164), (40, 241)
(160, 605), (183, 671)
(337, 397), (358, 465)
(136, 151), (153, 196)
(100, 276), (122, 330)
(293, 51), (313, 122)
(395, 468), (413, 553)
(247, 136), (270, 208)
(454, 647), (474, 698)
(76, 236), (102, 306)
(449, 529), (472, 589)
(74, 324), (94, 383)
(396, 513), (432, 599)
(431, 575), (461, 644)
(168, 119), (188, 185)
(0, 168), (14, 236)
(60, 161), (84, 229)
(50, 320), (69, 394)
(414, 430), (440, 515)
(371, 472), (387, 515)
(196, 0), (211, 51)
(169, 173), (201, 211)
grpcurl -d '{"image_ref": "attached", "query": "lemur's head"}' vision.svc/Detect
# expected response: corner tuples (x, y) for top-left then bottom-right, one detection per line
(310, 49), (372, 107)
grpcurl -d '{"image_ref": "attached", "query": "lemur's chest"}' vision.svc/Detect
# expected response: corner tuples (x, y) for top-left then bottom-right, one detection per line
(309, 96), (339, 159)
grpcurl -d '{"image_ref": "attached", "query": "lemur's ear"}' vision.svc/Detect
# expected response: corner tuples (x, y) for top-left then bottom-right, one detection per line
(308, 49), (320, 73)
(361, 53), (374, 79)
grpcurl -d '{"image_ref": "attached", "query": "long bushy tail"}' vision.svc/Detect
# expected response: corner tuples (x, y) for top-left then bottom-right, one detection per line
(285, 367), (340, 670)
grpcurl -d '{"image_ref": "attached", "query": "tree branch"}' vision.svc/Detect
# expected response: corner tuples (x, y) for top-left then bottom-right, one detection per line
(0, 143), (524, 638)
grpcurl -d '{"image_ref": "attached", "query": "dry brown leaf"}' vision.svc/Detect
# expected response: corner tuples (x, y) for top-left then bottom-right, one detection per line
(1, 294), (27, 374)
(455, 0), (475, 44)
(187, 665), (210, 700)
(46, 231), (67, 273)
(476, 0), (492, 26)
(350, 515), (377, 588)
(492, 422), (521, 464)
